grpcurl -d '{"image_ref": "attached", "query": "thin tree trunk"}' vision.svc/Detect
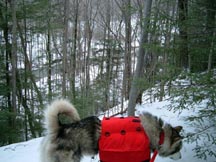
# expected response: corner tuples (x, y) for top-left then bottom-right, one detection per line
(23, 0), (29, 141)
(122, 0), (132, 100)
(207, 31), (215, 73)
(47, 27), (52, 101)
(3, 0), (13, 144)
(206, 0), (216, 73)
(85, 22), (93, 102)
(70, 0), (78, 100)
(128, 0), (152, 116)
(178, 0), (188, 69)
(11, 0), (17, 119)
(62, 0), (69, 97)
(47, 1), (52, 102)
(105, 0), (111, 115)
(159, 0), (172, 101)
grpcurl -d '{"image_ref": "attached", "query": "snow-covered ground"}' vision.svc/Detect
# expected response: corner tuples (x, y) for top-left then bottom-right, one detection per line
(0, 99), (215, 162)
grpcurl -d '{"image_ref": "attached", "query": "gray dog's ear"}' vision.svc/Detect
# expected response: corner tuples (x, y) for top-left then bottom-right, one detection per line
(174, 126), (183, 133)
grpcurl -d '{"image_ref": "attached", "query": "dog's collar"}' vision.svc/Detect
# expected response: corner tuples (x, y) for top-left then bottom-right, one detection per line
(158, 130), (165, 145)
(150, 130), (165, 162)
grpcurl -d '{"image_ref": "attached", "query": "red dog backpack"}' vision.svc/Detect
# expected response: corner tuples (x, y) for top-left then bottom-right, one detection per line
(99, 117), (150, 162)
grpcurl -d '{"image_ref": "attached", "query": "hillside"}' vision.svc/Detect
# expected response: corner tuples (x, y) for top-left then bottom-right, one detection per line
(0, 96), (215, 162)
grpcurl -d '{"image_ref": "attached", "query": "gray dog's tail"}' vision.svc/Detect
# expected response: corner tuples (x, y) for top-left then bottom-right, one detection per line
(44, 99), (80, 134)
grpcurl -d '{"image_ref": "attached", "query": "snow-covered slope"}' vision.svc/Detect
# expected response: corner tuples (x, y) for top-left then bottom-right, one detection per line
(0, 99), (215, 162)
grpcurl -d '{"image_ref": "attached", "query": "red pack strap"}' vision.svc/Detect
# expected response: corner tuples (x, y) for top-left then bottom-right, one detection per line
(99, 117), (150, 162)
(150, 131), (165, 162)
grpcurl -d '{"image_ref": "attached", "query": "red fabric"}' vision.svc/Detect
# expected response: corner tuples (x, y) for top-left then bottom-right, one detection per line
(150, 131), (165, 162)
(150, 150), (158, 162)
(159, 131), (165, 145)
(99, 117), (150, 162)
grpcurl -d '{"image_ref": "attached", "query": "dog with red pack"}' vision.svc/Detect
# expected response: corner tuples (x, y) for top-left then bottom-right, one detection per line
(40, 99), (183, 162)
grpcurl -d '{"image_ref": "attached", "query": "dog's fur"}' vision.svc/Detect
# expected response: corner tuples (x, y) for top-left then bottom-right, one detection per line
(139, 113), (183, 158)
(41, 99), (182, 162)
(40, 99), (101, 162)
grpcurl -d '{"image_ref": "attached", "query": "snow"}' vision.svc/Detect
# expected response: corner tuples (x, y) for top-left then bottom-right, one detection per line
(0, 99), (215, 162)
(0, 138), (41, 162)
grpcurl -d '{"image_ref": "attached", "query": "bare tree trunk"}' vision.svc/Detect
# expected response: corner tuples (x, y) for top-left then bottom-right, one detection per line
(47, 1), (52, 102)
(159, 0), (172, 101)
(83, 0), (95, 105)
(206, 0), (216, 73)
(11, 0), (17, 118)
(23, 0), (31, 140)
(122, 0), (132, 100)
(178, 0), (188, 69)
(105, 28), (111, 111)
(128, 0), (152, 116)
(70, 0), (78, 100)
(208, 31), (215, 73)
(47, 26), (52, 101)
(104, 0), (112, 115)
(62, 0), (69, 97)
(4, 0), (13, 144)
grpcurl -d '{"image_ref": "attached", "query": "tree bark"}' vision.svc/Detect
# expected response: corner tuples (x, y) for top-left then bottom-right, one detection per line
(105, 0), (111, 113)
(47, 1), (52, 102)
(128, 0), (152, 116)
(206, 0), (216, 73)
(62, 0), (69, 97)
(70, 0), (78, 100)
(11, 0), (17, 118)
(178, 0), (188, 69)
(3, 0), (13, 144)
(122, 0), (132, 100)
(47, 26), (52, 101)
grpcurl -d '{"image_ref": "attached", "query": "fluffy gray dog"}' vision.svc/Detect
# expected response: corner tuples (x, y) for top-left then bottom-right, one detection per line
(40, 99), (183, 162)
(40, 99), (101, 162)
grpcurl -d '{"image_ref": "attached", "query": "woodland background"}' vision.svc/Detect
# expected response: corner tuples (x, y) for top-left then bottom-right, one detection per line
(0, 0), (215, 157)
